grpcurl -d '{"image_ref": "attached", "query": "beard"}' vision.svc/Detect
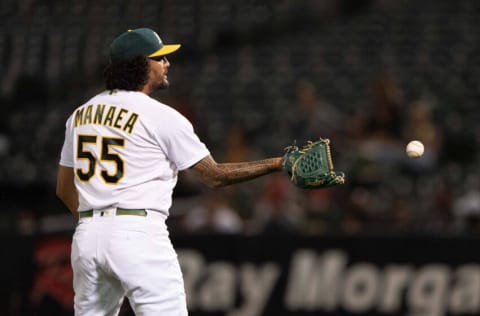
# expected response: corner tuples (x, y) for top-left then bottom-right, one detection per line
(159, 80), (169, 89)
(152, 77), (170, 91)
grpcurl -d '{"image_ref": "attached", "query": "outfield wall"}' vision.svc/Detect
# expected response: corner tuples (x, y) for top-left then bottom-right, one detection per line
(2, 234), (479, 316)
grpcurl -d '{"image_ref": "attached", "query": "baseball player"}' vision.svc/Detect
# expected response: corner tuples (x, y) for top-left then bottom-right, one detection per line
(56, 28), (284, 315)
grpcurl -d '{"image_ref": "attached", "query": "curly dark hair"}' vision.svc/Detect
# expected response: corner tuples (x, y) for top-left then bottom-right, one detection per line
(104, 56), (149, 91)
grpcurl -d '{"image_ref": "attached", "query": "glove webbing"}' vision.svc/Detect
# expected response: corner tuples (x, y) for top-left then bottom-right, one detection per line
(290, 140), (335, 183)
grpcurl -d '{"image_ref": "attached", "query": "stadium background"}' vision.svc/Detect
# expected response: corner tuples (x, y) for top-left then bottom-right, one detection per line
(1, 0), (480, 315)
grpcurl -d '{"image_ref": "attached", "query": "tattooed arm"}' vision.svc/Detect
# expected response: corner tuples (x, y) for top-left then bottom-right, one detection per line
(189, 155), (284, 188)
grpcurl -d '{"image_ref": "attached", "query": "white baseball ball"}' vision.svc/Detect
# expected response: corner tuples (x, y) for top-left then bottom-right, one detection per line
(406, 140), (424, 158)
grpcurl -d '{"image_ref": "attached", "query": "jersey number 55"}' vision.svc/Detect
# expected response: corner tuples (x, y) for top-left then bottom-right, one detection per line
(76, 134), (125, 184)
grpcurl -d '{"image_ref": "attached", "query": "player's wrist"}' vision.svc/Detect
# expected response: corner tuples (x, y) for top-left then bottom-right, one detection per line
(274, 157), (284, 171)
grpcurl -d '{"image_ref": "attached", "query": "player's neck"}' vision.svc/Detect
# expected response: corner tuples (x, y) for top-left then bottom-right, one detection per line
(140, 84), (152, 95)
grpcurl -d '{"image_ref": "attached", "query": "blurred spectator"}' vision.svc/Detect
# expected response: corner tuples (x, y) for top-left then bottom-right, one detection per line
(223, 124), (256, 163)
(301, 188), (342, 235)
(181, 191), (244, 234)
(16, 208), (38, 236)
(453, 175), (480, 233)
(284, 79), (345, 143)
(249, 174), (304, 235)
(385, 197), (415, 233)
(365, 72), (405, 139)
(429, 177), (455, 233)
(346, 72), (406, 188)
(340, 187), (371, 234)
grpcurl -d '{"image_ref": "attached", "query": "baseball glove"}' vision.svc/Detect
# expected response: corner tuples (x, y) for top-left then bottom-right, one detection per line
(283, 138), (345, 189)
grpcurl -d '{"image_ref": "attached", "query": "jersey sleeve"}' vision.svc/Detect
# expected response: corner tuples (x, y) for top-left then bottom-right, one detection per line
(155, 111), (210, 171)
(59, 116), (74, 167)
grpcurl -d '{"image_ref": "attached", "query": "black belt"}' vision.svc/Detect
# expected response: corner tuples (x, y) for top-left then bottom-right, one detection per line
(79, 208), (147, 218)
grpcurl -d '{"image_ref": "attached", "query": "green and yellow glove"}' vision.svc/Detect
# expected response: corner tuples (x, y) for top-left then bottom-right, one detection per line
(283, 138), (345, 189)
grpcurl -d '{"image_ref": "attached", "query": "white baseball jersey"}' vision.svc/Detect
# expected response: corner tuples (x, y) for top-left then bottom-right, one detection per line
(60, 90), (210, 213)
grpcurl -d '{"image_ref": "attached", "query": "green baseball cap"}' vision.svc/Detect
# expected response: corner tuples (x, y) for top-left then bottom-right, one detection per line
(109, 28), (181, 62)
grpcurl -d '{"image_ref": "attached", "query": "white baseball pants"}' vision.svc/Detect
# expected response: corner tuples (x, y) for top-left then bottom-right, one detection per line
(71, 208), (188, 316)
